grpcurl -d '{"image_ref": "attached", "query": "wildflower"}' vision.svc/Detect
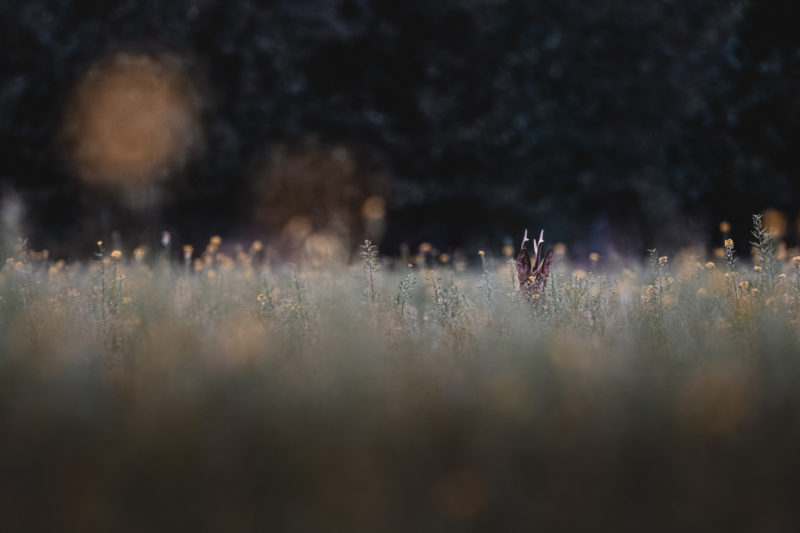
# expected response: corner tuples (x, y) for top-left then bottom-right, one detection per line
(646, 284), (655, 295)
(706, 262), (715, 269)
(207, 269), (216, 278)
(257, 294), (265, 302)
(528, 275), (535, 282)
(478, 250), (485, 256)
(122, 296), (131, 304)
(110, 250), (122, 259)
(724, 239), (734, 248)
(778, 273), (786, 279)
(133, 247), (147, 261)
(793, 256), (800, 263)
(49, 265), (58, 274)
(751, 288), (758, 294)
(573, 270), (587, 280)
(658, 256), (668, 265)
(419, 242), (432, 253)
(589, 252), (599, 262)
(719, 221), (731, 233)
(251, 240), (263, 252)
(439, 253), (450, 263)
(739, 281), (749, 289)
(210, 235), (222, 246)
(754, 265), (762, 271)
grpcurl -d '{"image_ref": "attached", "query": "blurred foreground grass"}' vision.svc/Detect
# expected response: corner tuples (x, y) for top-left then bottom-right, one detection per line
(2, 225), (800, 532)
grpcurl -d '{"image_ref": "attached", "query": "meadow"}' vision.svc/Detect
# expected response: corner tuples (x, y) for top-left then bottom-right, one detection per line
(2, 216), (800, 532)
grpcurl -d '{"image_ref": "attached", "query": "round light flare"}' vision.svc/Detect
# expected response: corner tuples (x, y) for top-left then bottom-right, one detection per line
(62, 53), (199, 187)
(254, 140), (385, 257)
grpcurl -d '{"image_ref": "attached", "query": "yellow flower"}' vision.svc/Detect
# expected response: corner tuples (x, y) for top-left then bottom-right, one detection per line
(753, 265), (762, 271)
(778, 273), (786, 279)
(658, 256), (668, 264)
(251, 240), (263, 252)
(751, 287), (758, 294)
(793, 256), (800, 263)
(257, 294), (265, 302)
(739, 281), (749, 288)
(705, 262), (715, 269)
(724, 239), (734, 248)
(122, 296), (131, 304)
(589, 252), (599, 262)
(210, 235), (222, 246)
(110, 250), (122, 259)
(478, 250), (485, 256)
(96, 240), (103, 247)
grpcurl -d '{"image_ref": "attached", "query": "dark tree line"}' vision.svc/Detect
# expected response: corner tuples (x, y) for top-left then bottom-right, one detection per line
(1, 0), (798, 256)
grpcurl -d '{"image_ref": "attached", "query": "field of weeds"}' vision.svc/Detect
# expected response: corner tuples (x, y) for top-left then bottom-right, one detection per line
(3, 216), (800, 532)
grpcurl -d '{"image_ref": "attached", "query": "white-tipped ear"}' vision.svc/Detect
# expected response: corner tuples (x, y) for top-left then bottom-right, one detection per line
(521, 229), (529, 250)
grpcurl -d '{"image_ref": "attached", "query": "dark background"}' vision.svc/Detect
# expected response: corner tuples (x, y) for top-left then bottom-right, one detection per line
(1, 0), (799, 258)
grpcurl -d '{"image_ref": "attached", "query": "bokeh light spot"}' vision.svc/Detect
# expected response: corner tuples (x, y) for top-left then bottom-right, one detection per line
(62, 53), (200, 188)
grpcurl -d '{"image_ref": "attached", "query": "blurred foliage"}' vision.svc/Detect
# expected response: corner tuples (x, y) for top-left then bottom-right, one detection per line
(3, 236), (800, 530)
(1, 0), (799, 254)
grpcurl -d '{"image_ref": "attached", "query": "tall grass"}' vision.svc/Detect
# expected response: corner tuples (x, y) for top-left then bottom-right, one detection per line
(2, 223), (800, 531)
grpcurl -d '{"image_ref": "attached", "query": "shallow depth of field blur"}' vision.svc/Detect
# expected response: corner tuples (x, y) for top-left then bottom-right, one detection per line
(2, 214), (800, 531)
(5, 1), (800, 531)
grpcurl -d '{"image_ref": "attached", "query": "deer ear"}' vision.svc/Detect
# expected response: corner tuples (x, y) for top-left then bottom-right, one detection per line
(536, 248), (554, 280)
(516, 249), (532, 282)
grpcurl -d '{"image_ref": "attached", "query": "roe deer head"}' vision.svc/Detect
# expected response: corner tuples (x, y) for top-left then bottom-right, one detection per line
(515, 229), (554, 295)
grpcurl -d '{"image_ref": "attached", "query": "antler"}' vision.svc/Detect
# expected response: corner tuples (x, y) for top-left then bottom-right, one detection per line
(520, 229), (529, 251)
(530, 229), (543, 258)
